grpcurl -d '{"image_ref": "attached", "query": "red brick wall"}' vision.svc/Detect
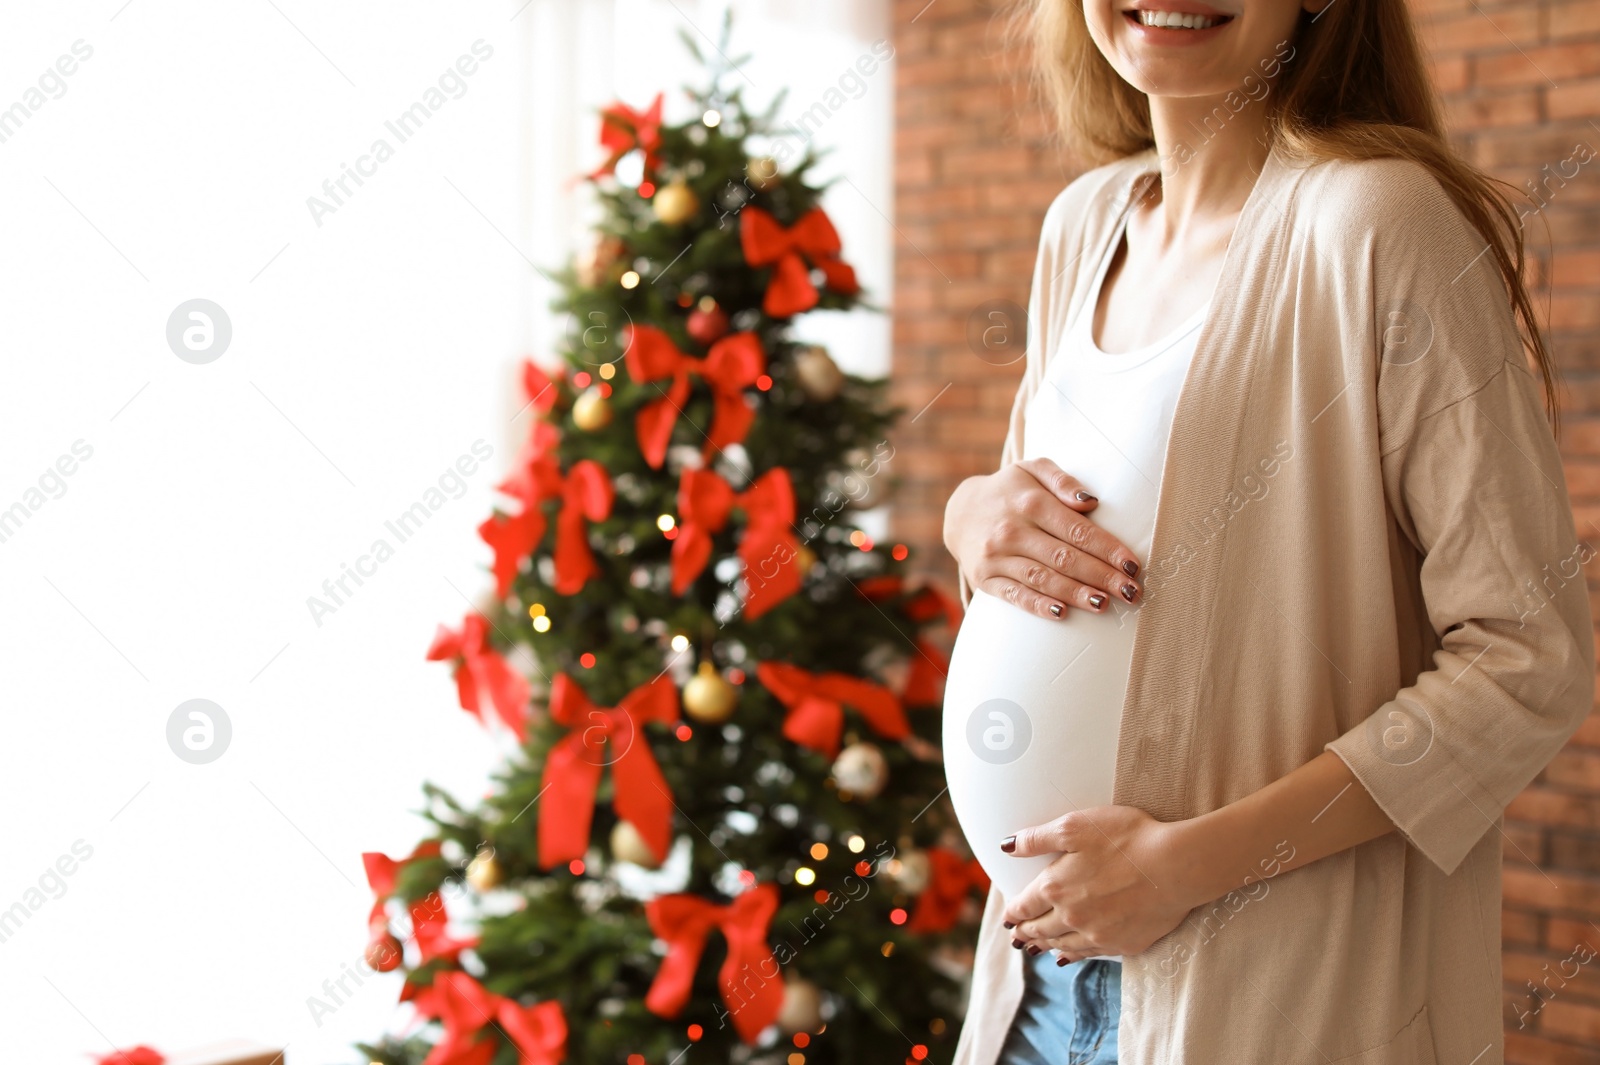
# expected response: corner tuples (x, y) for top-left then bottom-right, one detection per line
(889, 2), (1600, 1059)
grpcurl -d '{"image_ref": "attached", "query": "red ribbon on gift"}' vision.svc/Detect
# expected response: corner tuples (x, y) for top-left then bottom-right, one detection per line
(908, 847), (991, 934)
(413, 971), (568, 1065)
(672, 467), (801, 619)
(623, 325), (765, 469)
(756, 661), (908, 758)
(588, 92), (663, 182)
(538, 673), (680, 869)
(644, 882), (784, 1044)
(480, 458), (613, 598)
(426, 614), (531, 739)
(739, 206), (859, 319)
(93, 1049), (164, 1065)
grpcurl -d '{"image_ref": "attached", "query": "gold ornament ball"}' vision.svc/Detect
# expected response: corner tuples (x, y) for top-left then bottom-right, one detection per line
(776, 978), (824, 1033)
(793, 344), (845, 402)
(747, 156), (782, 191)
(572, 387), (612, 430)
(794, 544), (817, 576)
(652, 178), (700, 225)
(683, 660), (738, 723)
(831, 742), (888, 799)
(610, 820), (663, 869)
(465, 851), (505, 891)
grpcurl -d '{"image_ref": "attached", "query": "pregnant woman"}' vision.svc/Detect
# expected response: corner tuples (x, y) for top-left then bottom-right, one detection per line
(939, 1), (1594, 1064)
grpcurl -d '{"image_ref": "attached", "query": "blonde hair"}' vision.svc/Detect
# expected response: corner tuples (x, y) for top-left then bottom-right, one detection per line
(1009, 0), (1561, 434)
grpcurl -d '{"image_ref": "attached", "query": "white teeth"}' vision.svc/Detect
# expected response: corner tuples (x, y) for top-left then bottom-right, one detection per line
(1136, 9), (1223, 28)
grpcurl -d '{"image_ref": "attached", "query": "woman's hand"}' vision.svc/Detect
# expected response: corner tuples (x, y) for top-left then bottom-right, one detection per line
(943, 458), (1143, 619)
(999, 806), (1203, 962)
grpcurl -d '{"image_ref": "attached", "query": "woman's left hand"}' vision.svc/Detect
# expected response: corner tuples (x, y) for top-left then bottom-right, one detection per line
(1001, 806), (1205, 961)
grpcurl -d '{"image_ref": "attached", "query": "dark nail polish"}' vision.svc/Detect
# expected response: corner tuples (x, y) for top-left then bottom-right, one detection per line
(1056, 955), (1070, 967)
(1088, 593), (1107, 609)
(1074, 490), (1098, 503)
(1004, 921), (1015, 929)
(1121, 583), (1137, 603)
(1123, 560), (1140, 577)
(1011, 939), (1024, 950)
(1026, 945), (1042, 956)
(1000, 835), (1017, 853)
(1048, 603), (1063, 618)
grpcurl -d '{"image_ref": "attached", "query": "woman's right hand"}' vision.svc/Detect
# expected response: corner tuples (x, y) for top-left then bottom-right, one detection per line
(942, 458), (1143, 619)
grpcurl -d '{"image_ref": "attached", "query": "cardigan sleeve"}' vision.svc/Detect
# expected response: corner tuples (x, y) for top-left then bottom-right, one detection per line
(1324, 163), (1595, 876)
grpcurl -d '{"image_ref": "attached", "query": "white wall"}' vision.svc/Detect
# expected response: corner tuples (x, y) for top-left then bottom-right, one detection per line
(0, 1), (890, 1061)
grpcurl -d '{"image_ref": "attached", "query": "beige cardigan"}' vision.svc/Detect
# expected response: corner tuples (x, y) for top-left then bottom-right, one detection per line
(950, 145), (1594, 1065)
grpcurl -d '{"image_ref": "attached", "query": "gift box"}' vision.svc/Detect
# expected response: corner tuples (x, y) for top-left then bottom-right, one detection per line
(99, 1041), (284, 1065)
(168, 1042), (283, 1065)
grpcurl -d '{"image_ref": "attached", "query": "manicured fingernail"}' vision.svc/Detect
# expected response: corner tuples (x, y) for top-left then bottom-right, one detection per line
(1048, 603), (1063, 617)
(1011, 939), (1024, 950)
(1088, 593), (1106, 609)
(1121, 583), (1137, 603)
(1000, 835), (1017, 853)
(1075, 490), (1097, 502)
(1056, 955), (1070, 967)
(1026, 945), (1042, 956)
(1004, 921), (1015, 929)
(1123, 560), (1140, 577)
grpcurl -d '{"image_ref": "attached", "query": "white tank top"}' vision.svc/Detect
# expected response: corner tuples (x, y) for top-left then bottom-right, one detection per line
(941, 209), (1210, 908)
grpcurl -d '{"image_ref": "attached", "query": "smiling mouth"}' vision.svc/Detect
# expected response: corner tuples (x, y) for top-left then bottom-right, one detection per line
(1125, 9), (1233, 29)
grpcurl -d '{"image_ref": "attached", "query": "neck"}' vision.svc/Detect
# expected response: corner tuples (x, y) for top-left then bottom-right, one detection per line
(1140, 94), (1272, 243)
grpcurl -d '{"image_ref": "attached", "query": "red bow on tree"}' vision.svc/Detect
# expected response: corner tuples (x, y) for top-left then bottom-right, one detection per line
(426, 614), (531, 739)
(908, 847), (991, 933)
(623, 325), (765, 468)
(362, 840), (442, 922)
(538, 674), (680, 869)
(479, 458), (614, 597)
(672, 467), (802, 620)
(412, 971), (568, 1065)
(755, 661), (908, 758)
(501, 361), (563, 485)
(361, 842), (475, 966)
(588, 92), (664, 182)
(644, 882), (784, 1044)
(859, 577), (964, 707)
(739, 206), (859, 318)
(93, 1049), (164, 1065)
(409, 891), (479, 965)
(520, 359), (562, 420)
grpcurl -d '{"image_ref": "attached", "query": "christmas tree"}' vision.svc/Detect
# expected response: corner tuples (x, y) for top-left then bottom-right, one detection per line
(356, 22), (985, 1065)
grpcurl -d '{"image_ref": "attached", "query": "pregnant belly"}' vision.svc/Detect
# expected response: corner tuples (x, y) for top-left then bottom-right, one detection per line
(941, 589), (1134, 901)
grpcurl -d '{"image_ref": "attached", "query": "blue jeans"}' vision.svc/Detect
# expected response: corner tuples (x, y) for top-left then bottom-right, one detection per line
(997, 954), (1121, 1065)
